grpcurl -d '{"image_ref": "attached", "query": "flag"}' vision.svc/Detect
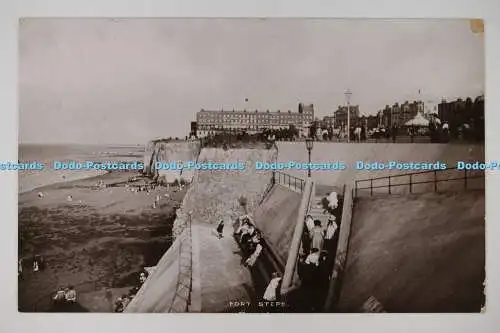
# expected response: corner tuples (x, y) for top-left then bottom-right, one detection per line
(418, 89), (421, 94)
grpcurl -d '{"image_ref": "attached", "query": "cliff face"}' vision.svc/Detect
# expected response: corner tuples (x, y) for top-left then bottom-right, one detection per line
(172, 147), (278, 237)
(144, 140), (201, 183)
(143, 141), (156, 175)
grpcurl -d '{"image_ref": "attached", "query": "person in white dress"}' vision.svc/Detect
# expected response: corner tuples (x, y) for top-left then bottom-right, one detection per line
(325, 218), (338, 241)
(305, 215), (315, 233)
(263, 272), (282, 301)
(305, 248), (320, 267)
(245, 237), (263, 267)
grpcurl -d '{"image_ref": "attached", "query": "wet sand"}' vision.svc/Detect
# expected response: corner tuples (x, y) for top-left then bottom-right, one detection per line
(18, 171), (187, 312)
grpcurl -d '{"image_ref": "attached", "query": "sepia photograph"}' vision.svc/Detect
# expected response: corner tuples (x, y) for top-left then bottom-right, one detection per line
(18, 18), (485, 313)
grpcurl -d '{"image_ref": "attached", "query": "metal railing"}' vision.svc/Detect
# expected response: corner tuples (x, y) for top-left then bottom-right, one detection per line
(354, 167), (485, 197)
(258, 174), (276, 205)
(167, 214), (193, 312)
(273, 171), (306, 192)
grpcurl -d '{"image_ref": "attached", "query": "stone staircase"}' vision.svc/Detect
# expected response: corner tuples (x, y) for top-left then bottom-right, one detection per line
(307, 184), (344, 227)
(307, 195), (331, 227)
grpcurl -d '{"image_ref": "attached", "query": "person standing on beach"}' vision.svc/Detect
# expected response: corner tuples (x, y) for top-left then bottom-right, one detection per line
(216, 219), (224, 239)
(65, 286), (77, 303)
(37, 255), (46, 271)
(32, 256), (39, 272)
(18, 259), (23, 278)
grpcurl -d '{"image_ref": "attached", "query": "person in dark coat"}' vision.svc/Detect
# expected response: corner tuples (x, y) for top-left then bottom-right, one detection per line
(392, 124), (398, 143)
(216, 219), (224, 239)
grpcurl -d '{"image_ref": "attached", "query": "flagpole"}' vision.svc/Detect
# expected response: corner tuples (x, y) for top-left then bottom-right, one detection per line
(419, 89), (423, 115)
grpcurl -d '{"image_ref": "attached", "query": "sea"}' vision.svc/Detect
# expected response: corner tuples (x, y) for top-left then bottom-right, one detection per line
(18, 144), (145, 194)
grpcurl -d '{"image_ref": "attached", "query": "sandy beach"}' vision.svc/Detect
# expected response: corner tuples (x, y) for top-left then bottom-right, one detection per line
(18, 170), (187, 312)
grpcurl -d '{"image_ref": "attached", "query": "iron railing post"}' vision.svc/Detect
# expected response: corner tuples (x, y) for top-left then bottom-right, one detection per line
(409, 174), (412, 193)
(464, 169), (468, 189)
(434, 170), (437, 192)
(388, 176), (391, 194)
(370, 179), (373, 196)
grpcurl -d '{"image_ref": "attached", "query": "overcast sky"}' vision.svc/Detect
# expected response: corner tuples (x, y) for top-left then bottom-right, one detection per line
(19, 18), (484, 144)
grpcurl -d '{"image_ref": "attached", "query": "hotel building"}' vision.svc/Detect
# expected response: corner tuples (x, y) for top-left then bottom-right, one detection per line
(194, 103), (314, 137)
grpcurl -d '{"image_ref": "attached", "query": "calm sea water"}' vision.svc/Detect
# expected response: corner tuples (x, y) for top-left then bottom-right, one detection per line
(18, 144), (145, 194)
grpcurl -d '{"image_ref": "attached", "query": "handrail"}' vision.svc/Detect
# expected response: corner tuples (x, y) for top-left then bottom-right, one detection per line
(354, 167), (484, 197)
(323, 183), (352, 312)
(258, 172), (276, 205)
(273, 171), (306, 193)
(281, 179), (314, 294)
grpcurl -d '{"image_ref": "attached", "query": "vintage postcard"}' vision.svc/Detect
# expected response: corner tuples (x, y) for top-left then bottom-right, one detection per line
(18, 18), (485, 313)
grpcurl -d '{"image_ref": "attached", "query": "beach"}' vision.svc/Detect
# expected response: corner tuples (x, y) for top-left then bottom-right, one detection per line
(18, 144), (186, 312)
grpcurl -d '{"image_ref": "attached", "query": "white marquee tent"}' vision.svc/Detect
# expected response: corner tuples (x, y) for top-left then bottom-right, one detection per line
(405, 113), (430, 127)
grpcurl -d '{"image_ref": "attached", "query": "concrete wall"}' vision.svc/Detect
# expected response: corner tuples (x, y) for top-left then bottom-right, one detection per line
(252, 185), (302, 263)
(276, 142), (485, 188)
(337, 190), (485, 312)
(125, 228), (188, 312)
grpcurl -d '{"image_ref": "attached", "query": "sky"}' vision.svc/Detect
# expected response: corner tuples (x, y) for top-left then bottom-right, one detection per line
(19, 18), (484, 144)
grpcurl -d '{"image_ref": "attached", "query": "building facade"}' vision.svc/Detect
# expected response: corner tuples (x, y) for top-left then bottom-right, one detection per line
(194, 103), (314, 137)
(359, 115), (379, 130)
(380, 100), (424, 128)
(438, 95), (484, 131)
(321, 115), (335, 129)
(334, 105), (360, 129)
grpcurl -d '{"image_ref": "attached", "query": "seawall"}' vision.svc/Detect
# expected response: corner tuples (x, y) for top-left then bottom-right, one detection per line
(252, 184), (302, 264)
(337, 190), (485, 312)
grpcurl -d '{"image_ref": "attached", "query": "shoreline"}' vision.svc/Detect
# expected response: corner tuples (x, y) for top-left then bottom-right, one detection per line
(19, 169), (109, 194)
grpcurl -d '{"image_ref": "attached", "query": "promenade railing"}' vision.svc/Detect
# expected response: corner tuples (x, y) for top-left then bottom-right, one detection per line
(354, 167), (485, 198)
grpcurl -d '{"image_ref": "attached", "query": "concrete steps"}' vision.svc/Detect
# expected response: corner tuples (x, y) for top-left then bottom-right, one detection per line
(307, 195), (332, 227)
